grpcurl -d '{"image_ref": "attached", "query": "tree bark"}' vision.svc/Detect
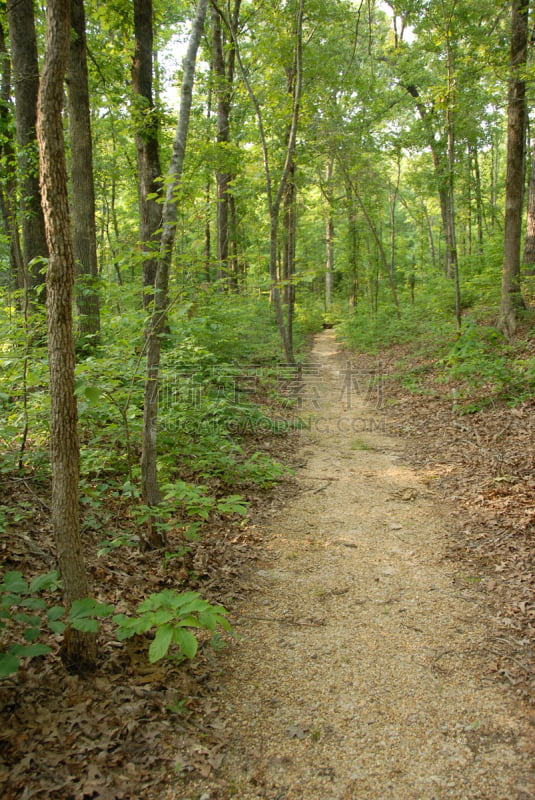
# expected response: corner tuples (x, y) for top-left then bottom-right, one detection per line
(0, 20), (24, 291)
(67, 0), (101, 346)
(523, 135), (535, 271)
(406, 84), (457, 281)
(212, 0), (241, 288)
(445, 39), (461, 331)
(324, 160), (335, 311)
(470, 144), (484, 256)
(133, 0), (163, 308)
(498, 0), (529, 336)
(7, 0), (48, 296)
(141, 0), (208, 548)
(37, 0), (95, 671)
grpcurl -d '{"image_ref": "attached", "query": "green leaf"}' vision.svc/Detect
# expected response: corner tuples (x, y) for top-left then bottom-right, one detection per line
(21, 597), (47, 611)
(10, 643), (51, 658)
(172, 628), (198, 660)
(68, 598), (114, 621)
(23, 627), (41, 642)
(48, 620), (66, 634)
(47, 605), (66, 622)
(14, 613), (41, 627)
(29, 571), (61, 593)
(0, 652), (20, 678)
(70, 618), (99, 633)
(148, 625), (174, 663)
(1, 572), (28, 594)
(177, 615), (201, 628)
(84, 386), (102, 404)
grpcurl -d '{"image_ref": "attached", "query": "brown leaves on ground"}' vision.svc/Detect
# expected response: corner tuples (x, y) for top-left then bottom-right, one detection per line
(370, 337), (534, 702)
(0, 468), (276, 800)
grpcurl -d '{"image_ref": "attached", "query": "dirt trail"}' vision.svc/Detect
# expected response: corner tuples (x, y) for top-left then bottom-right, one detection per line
(174, 330), (534, 800)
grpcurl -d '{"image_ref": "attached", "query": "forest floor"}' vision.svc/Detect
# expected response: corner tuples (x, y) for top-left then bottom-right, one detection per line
(1, 329), (534, 799)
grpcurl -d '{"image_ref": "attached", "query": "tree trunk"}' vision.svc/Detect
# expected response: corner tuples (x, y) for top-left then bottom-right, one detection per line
(445, 40), (461, 331)
(0, 21), (24, 292)
(351, 181), (401, 319)
(67, 0), (101, 347)
(282, 162), (296, 309)
(406, 84), (456, 280)
(346, 180), (359, 310)
(37, 0), (95, 672)
(523, 135), (535, 272)
(498, 0), (529, 336)
(141, 0), (208, 548)
(222, 0), (303, 363)
(212, 1), (241, 289)
(470, 144), (484, 256)
(7, 0), (48, 297)
(133, 0), (163, 308)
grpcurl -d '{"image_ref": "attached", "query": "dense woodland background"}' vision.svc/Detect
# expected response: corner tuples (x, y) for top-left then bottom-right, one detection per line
(0, 0), (533, 718)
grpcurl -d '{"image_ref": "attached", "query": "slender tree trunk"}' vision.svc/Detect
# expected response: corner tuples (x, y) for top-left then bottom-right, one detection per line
(346, 180), (359, 310)
(523, 135), (535, 271)
(67, 0), (101, 346)
(220, 0), (303, 363)
(282, 162), (296, 305)
(351, 180), (400, 318)
(7, 0), (48, 296)
(389, 154), (401, 297)
(323, 159), (335, 311)
(406, 83), (455, 279)
(133, 0), (163, 308)
(471, 144), (484, 255)
(422, 203), (436, 270)
(37, 0), (95, 672)
(212, 0), (240, 289)
(204, 82), (212, 282)
(0, 21), (24, 291)
(445, 39), (461, 331)
(498, 0), (529, 336)
(141, 0), (208, 548)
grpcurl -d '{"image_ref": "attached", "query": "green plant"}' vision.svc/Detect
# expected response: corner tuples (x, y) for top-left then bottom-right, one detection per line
(0, 570), (63, 677)
(1, 569), (230, 677)
(112, 590), (231, 664)
(0, 572), (113, 677)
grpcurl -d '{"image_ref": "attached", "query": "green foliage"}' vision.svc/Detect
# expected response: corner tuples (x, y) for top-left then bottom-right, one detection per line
(1, 568), (230, 677)
(112, 590), (231, 664)
(442, 322), (535, 410)
(337, 281), (457, 354)
(0, 570), (63, 678)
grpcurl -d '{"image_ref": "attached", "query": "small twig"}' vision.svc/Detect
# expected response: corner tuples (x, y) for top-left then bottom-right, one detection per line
(236, 613), (325, 627)
(23, 481), (51, 512)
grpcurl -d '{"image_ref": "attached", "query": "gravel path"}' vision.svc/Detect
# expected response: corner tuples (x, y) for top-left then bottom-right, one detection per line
(172, 330), (534, 800)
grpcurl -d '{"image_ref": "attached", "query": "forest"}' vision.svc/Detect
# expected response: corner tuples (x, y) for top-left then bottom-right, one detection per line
(0, 0), (534, 797)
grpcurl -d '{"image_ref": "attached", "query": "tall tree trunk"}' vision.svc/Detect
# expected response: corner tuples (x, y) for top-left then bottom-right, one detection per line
(67, 0), (101, 347)
(7, 0), (48, 297)
(220, 0), (303, 363)
(470, 144), (484, 256)
(348, 176), (401, 319)
(282, 162), (296, 309)
(346, 179), (359, 310)
(406, 84), (456, 280)
(141, 0), (208, 548)
(389, 154), (401, 301)
(133, 0), (163, 308)
(0, 21), (24, 291)
(323, 159), (335, 311)
(445, 39), (461, 330)
(212, 0), (240, 289)
(523, 135), (535, 272)
(498, 0), (529, 336)
(37, 0), (95, 672)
